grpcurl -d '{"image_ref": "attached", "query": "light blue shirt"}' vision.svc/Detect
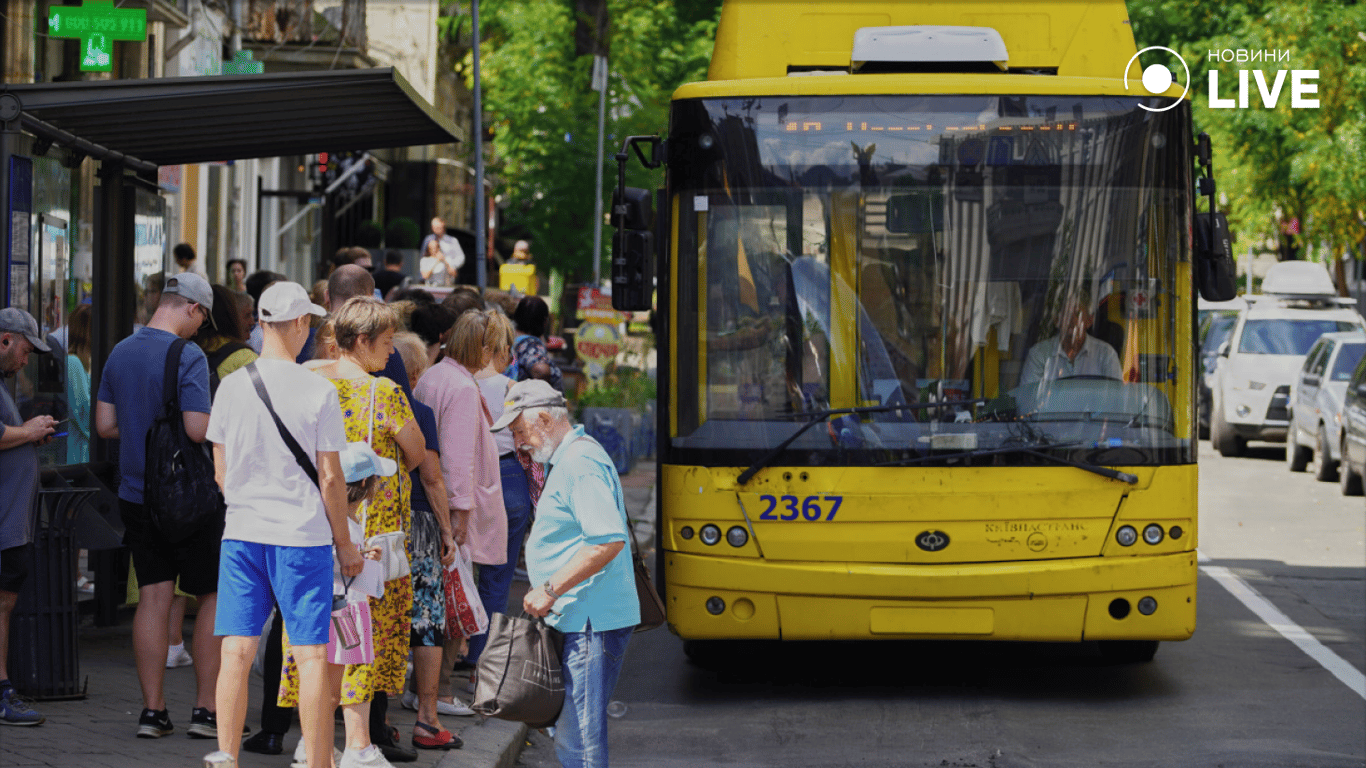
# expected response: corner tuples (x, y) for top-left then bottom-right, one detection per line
(525, 425), (640, 633)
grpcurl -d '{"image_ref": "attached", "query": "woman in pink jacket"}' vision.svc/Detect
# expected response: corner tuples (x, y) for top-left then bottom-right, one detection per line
(413, 310), (507, 637)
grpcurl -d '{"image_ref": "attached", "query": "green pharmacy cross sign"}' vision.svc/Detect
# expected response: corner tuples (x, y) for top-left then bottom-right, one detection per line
(48, 1), (148, 73)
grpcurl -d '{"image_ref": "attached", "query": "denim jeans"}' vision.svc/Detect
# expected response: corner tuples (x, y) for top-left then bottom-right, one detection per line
(467, 456), (534, 663)
(555, 621), (632, 768)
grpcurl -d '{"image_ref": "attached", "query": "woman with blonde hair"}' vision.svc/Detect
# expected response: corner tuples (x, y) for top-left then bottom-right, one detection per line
(413, 310), (507, 678)
(280, 297), (426, 766)
(467, 311), (539, 667)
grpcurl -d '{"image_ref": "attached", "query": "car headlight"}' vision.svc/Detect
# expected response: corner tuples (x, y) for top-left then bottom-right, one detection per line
(1248, 380), (1267, 391)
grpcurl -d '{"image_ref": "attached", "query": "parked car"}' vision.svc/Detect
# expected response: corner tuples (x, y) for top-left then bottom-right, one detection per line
(1198, 312), (1240, 440)
(1209, 262), (1363, 457)
(1336, 355), (1366, 496)
(1286, 331), (1366, 481)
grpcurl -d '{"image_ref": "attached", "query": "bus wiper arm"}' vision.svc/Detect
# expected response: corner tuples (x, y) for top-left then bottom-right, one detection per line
(880, 443), (1137, 484)
(1020, 448), (1138, 484)
(736, 399), (987, 486)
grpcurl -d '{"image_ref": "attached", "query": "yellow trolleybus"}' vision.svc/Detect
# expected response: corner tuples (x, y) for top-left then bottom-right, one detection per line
(610, 0), (1236, 662)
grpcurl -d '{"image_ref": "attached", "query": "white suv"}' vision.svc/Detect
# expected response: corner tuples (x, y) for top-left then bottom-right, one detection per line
(1209, 263), (1363, 457)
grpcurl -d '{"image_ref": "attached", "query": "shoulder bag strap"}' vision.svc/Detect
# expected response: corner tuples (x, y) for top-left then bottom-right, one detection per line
(163, 338), (187, 410)
(247, 362), (320, 488)
(368, 377), (378, 446)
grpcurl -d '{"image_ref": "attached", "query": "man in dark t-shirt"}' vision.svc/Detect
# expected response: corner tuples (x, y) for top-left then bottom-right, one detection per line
(96, 273), (222, 740)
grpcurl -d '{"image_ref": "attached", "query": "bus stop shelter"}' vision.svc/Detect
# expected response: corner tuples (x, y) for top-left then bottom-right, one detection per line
(0, 67), (459, 628)
(1, 66), (460, 389)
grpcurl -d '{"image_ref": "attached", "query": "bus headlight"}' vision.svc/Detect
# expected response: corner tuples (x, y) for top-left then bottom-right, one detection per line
(1137, 596), (1158, 615)
(699, 525), (721, 546)
(1142, 524), (1165, 545)
(1116, 525), (1138, 546)
(726, 526), (749, 547)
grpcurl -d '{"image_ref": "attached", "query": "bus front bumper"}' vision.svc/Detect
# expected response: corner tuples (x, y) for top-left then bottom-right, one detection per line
(663, 550), (1197, 642)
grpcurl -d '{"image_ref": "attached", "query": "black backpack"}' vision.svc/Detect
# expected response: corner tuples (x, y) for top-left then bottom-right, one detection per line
(145, 338), (225, 543)
(206, 341), (250, 399)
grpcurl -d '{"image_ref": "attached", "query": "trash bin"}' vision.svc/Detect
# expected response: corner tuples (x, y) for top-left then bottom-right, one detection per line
(6, 479), (98, 700)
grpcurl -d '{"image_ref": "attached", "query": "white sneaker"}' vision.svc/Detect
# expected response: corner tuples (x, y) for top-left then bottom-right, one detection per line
(400, 690), (475, 716)
(339, 745), (393, 768)
(291, 740), (343, 768)
(166, 643), (193, 668)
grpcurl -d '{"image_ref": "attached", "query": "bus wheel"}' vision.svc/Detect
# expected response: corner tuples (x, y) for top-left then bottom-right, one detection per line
(682, 640), (730, 669)
(1098, 640), (1159, 664)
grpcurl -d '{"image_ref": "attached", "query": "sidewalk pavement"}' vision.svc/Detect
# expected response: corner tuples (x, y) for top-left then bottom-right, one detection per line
(1, 460), (657, 768)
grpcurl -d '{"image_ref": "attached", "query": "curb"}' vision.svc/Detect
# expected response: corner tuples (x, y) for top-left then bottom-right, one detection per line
(436, 717), (528, 768)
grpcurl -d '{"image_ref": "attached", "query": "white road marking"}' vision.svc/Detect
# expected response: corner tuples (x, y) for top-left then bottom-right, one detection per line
(1201, 561), (1366, 700)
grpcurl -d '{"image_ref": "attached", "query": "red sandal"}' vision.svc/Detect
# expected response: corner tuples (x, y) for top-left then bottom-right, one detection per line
(412, 721), (462, 750)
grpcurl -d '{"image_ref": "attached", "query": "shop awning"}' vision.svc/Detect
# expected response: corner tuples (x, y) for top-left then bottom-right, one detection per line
(3, 67), (460, 168)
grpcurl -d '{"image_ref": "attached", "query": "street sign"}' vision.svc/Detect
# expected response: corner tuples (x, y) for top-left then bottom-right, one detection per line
(48, 1), (147, 73)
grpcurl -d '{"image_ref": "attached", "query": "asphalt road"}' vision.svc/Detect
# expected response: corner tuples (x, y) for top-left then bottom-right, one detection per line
(518, 441), (1365, 768)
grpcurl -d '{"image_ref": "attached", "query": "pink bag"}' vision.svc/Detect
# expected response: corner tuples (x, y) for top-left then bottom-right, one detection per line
(444, 544), (489, 638)
(328, 594), (374, 666)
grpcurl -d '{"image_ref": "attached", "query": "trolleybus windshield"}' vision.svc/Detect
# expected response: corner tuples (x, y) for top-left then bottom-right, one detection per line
(668, 95), (1193, 468)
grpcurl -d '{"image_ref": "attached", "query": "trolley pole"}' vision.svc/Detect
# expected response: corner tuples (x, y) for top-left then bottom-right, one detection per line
(591, 54), (608, 286)
(473, 0), (486, 296)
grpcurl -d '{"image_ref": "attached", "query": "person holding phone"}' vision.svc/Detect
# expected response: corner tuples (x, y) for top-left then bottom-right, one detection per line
(0, 308), (56, 726)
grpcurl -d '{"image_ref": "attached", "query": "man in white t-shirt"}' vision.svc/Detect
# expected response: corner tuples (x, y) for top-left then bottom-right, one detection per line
(202, 281), (362, 768)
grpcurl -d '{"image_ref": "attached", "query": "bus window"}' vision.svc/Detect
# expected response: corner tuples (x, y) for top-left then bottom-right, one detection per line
(669, 94), (1193, 466)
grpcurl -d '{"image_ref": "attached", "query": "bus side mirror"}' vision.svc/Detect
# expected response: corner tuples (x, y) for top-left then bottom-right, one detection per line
(1194, 211), (1237, 301)
(610, 187), (653, 230)
(611, 187), (655, 312)
(1218, 341), (1230, 358)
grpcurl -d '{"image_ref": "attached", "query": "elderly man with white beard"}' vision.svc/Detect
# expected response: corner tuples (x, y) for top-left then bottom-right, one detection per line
(490, 380), (639, 768)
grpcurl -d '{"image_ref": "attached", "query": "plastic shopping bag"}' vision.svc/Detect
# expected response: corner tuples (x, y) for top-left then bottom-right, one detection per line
(444, 544), (489, 638)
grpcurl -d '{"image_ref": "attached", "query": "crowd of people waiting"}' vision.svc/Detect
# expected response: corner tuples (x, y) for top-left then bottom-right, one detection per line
(1, 248), (645, 768)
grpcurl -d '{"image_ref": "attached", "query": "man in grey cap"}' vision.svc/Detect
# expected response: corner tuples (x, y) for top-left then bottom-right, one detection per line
(492, 379), (639, 768)
(0, 308), (55, 726)
(95, 271), (223, 740)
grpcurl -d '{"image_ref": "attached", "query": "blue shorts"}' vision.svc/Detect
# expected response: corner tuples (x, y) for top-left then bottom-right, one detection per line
(216, 540), (332, 646)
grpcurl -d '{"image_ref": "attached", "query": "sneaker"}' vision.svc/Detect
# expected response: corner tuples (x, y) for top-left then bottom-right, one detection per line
(136, 708), (174, 738)
(339, 745), (394, 768)
(203, 750), (237, 767)
(291, 739), (343, 768)
(188, 708), (250, 739)
(0, 689), (44, 726)
(399, 691), (475, 717)
(167, 643), (194, 668)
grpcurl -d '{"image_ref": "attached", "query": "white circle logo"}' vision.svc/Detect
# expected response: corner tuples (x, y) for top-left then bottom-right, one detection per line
(1124, 46), (1190, 112)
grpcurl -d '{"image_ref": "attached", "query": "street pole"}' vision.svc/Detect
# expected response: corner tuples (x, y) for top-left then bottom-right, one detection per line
(473, 0), (486, 296)
(591, 54), (608, 287)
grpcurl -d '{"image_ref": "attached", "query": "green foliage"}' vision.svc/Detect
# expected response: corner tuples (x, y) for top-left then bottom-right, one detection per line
(466, 0), (720, 282)
(357, 220), (384, 248)
(385, 217), (421, 249)
(574, 364), (658, 414)
(1128, 0), (1366, 265)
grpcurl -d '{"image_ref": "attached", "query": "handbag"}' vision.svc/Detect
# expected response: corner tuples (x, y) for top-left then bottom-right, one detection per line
(145, 338), (225, 543)
(470, 613), (564, 728)
(444, 544), (489, 638)
(628, 526), (666, 633)
(327, 578), (375, 666)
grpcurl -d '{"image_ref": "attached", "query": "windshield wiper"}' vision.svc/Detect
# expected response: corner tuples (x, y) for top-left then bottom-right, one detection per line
(736, 399), (987, 485)
(881, 442), (1137, 484)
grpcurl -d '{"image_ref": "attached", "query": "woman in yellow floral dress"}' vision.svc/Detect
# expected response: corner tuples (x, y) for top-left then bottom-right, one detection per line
(280, 297), (425, 762)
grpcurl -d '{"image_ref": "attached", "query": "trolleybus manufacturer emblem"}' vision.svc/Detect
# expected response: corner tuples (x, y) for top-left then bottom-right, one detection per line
(915, 531), (950, 552)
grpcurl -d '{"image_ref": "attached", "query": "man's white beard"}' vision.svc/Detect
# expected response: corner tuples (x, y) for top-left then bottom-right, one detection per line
(523, 427), (557, 464)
